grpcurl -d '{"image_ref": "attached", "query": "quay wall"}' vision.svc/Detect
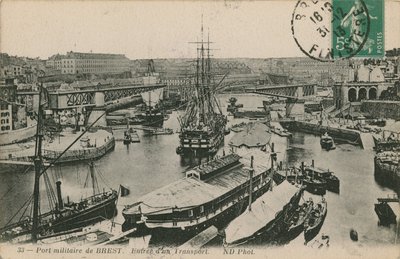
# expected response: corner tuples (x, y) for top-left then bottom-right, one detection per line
(280, 120), (361, 145)
(361, 100), (400, 120)
(0, 124), (36, 146)
(43, 136), (115, 163)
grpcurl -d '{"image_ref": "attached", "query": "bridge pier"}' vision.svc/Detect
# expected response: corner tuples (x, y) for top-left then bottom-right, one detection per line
(87, 108), (107, 127)
(88, 92), (107, 127)
(285, 99), (305, 120)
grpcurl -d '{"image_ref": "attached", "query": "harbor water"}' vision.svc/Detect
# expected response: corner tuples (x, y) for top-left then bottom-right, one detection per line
(0, 94), (397, 251)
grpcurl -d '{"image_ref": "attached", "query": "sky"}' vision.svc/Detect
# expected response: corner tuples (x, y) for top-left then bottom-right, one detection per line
(1, 0), (399, 60)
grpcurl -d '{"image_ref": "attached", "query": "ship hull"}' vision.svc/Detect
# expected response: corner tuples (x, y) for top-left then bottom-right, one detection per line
(304, 202), (327, 243)
(225, 189), (303, 247)
(374, 203), (396, 226)
(374, 156), (400, 195)
(177, 130), (225, 157)
(303, 179), (327, 195)
(50, 195), (118, 233)
(122, 179), (272, 246)
(1, 192), (118, 243)
(320, 139), (335, 150)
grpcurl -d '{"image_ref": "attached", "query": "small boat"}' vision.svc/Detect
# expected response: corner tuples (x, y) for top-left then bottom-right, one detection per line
(350, 229), (358, 241)
(320, 132), (336, 150)
(304, 166), (340, 193)
(0, 163), (118, 244)
(231, 122), (247, 133)
(146, 128), (174, 135)
(304, 198), (328, 243)
(271, 127), (292, 138)
(223, 181), (304, 247)
(302, 176), (327, 195)
(123, 130), (132, 144)
(374, 200), (397, 226)
(286, 199), (314, 239)
(369, 119), (386, 127)
(224, 128), (231, 135)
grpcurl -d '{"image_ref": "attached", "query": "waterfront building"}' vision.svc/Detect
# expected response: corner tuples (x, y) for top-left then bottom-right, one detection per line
(46, 51), (130, 75)
(0, 80), (17, 132)
(0, 103), (12, 132)
(333, 65), (393, 109)
(2, 65), (23, 77)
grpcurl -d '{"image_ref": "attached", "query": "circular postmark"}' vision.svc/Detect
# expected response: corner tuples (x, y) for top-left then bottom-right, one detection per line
(291, 0), (371, 62)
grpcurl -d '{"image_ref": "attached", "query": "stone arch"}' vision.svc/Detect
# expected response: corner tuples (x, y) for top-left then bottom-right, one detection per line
(358, 88), (367, 101)
(369, 87), (377, 100)
(348, 88), (357, 102)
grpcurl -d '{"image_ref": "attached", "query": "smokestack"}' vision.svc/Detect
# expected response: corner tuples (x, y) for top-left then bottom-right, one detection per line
(248, 156), (254, 212)
(56, 181), (63, 210)
(312, 159), (315, 168)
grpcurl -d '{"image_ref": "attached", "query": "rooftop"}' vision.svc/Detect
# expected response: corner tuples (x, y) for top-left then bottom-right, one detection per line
(124, 156), (267, 215)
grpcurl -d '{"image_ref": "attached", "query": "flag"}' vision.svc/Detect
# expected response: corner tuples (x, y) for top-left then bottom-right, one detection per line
(120, 185), (130, 197)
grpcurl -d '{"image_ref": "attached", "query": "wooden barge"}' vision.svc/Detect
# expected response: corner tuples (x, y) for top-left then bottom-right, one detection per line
(122, 154), (273, 245)
(374, 151), (400, 195)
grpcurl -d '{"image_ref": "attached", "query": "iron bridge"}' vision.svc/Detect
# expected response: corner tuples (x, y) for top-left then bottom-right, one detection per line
(248, 84), (317, 99)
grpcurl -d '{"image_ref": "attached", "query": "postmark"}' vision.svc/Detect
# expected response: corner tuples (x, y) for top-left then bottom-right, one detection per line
(291, 0), (384, 62)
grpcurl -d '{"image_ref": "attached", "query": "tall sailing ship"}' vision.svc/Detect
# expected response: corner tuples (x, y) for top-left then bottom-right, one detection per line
(176, 27), (227, 156)
(138, 59), (165, 128)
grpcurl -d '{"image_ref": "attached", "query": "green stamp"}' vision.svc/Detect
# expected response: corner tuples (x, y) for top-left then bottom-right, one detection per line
(332, 0), (384, 58)
(291, 0), (384, 61)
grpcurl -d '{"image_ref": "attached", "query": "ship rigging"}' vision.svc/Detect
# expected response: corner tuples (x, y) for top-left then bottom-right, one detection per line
(176, 24), (228, 156)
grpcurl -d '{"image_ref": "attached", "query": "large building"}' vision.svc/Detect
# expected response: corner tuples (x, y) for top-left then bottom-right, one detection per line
(0, 80), (17, 132)
(47, 51), (130, 75)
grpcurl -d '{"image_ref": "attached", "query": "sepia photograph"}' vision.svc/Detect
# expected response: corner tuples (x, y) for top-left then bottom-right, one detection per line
(0, 0), (399, 258)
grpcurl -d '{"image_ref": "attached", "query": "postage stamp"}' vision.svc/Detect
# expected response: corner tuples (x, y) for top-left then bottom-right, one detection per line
(291, 0), (384, 61)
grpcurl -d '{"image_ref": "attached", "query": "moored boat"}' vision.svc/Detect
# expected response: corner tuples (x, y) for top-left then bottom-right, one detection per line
(123, 130), (132, 144)
(223, 181), (304, 247)
(320, 132), (336, 150)
(271, 126), (292, 138)
(303, 177), (327, 196)
(145, 128), (174, 135)
(122, 154), (273, 246)
(0, 166), (118, 244)
(374, 195), (398, 226)
(304, 165), (340, 193)
(304, 198), (327, 243)
(286, 199), (314, 240)
(0, 86), (118, 244)
(176, 28), (227, 157)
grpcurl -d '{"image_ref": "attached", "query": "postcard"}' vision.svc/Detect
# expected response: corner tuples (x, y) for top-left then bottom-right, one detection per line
(0, 0), (399, 259)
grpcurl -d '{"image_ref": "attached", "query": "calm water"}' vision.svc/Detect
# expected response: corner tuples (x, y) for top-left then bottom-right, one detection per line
(0, 94), (397, 251)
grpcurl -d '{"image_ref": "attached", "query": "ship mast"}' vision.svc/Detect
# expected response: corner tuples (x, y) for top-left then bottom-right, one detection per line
(32, 84), (45, 243)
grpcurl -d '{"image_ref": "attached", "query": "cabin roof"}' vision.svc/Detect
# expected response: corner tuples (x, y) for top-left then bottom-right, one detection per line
(229, 122), (271, 148)
(225, 181), (299, 244)
(193, 153), (240, 177)
(124, 157), (268, 215)
(305, 166), (331, 174)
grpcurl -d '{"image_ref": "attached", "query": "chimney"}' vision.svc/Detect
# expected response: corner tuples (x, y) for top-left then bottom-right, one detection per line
(56, 181), (63, 210)
(248, 156), (254, 212)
